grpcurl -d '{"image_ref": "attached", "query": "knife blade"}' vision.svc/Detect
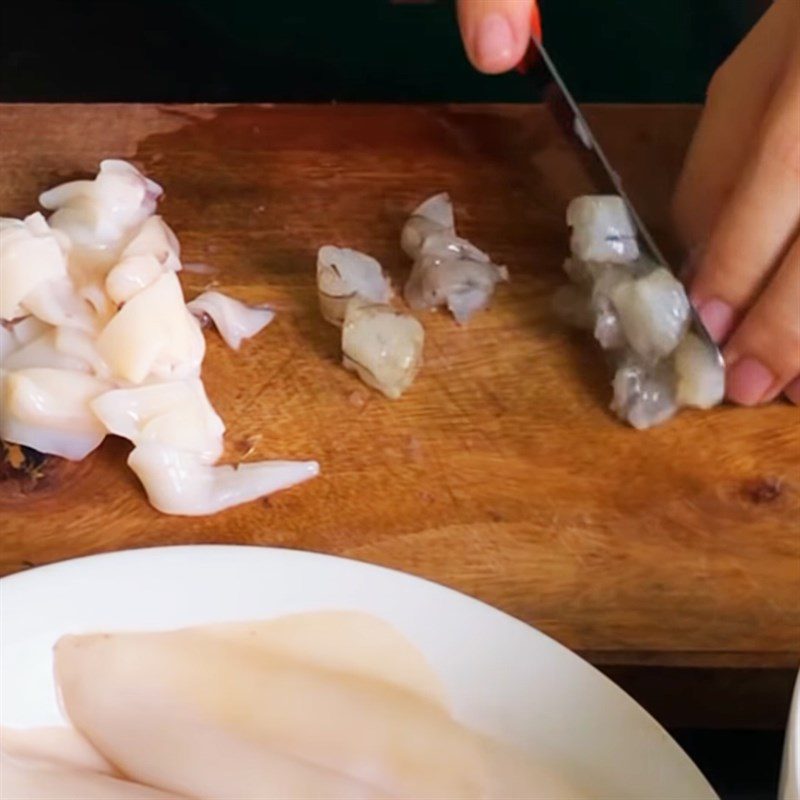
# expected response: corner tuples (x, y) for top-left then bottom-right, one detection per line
(527, 35), (724, 366)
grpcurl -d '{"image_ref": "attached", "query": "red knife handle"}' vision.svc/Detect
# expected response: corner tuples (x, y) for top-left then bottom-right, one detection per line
(516, 2), (543, 74)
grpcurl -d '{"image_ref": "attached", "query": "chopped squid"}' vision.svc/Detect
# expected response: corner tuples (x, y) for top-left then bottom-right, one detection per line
(316, 246), (392, 327)
(0, 214), (69, 321)
(0, 368), (109, 460)
(0, 160), (318, 514)
(557, 194), (724, 428)
(127, 444), (319, 516)
(342, 299), (424, 400)
(19, 277), (98, 333)
(401, 193), (507, 323)
(2, 330), (91, 373)
(105, 255), (165, 306)
(39, 159), (162, 249)
(91, 380), (225, 464)
(119, 216), (181, 272)
(96, 272), (206, 383)
(187, 291), (275, 350)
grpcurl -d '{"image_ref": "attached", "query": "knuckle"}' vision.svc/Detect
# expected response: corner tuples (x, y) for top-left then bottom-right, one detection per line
(745, 315), (800, 380)
(706, 60), (733, 104)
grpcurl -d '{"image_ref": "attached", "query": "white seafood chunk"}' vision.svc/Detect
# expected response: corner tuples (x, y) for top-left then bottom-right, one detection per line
(105, 255), (164, 305)
(586, 264), (636, 351)
(54, 328), (110, 377)
(127, 443), (319, 516)
(674, 333), (725, 409)
(1, 753), (184, 800)
(40, 160), (162, 250)
(402, 193), (507, 324)
(0, 326), (17, 361)
(54, 627), (487, 799)
(0, 214), (69, 321)
(610, 267), (690, 362)
(400, 192), (455, 258)
(91, 380), (224, 464)
(96, 272), (205, 383)
(316, 246), (392, 327)
(342, 299), (424, 400)
(567, 195), (639, 263)
(0, 368), (108, 460)
(404, 255), (508, 324)
(1, 726), (114, 776)
(119, 215), (181, 272)
(21, 277), (96, 333)
(2, 330), (90, 373)
(611, 358), (677, 430)
(0, 317), (50, 362)
(197, 612), (447, 710)
(9, 316), (50, 346)
(187, 291), (275, 350)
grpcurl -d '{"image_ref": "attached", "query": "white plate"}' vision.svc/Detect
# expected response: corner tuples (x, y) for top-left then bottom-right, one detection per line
(0, 545), (717, 799)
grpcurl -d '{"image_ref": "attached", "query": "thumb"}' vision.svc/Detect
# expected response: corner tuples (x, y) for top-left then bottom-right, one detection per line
(457, 0), (539, 74)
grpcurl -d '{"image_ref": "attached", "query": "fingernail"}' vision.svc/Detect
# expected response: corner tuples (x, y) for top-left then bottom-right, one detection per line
(475, 13), (515, 71)
(726, 357), (776, 406)
(694, 298), (734, 343)
(785, 377), (800, 405)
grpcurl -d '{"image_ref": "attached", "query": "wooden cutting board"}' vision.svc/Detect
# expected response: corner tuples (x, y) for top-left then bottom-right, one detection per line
(1, 104), (798, 677)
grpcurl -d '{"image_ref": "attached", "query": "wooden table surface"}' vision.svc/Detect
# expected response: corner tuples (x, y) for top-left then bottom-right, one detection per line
(1, 104), (798, 683)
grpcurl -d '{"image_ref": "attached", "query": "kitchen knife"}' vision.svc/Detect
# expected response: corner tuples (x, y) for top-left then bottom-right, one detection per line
(526, 34), (724, 366)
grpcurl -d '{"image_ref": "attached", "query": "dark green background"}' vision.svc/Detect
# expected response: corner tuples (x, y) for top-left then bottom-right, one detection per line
(1, 0), (766, 102)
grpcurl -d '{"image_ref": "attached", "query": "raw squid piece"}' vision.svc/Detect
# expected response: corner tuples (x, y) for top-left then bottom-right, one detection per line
(96, 272), (206, 383)
(54, 627), (487, 800)
(127, 443), (319, 516)
(1, 755), (184, 800)
(0, 368), (109, 460)
(187, 291), (274, 350)
(0, 214), (69, 321)
(342, 299), (424, 399)
(105, 255), (165, 305)
(401, 193), (507, 324)
(1, 726), (179, 799)
(2, 330), (91, 374)
(91, 380), (225, 464)
(40, 160), (162, 250)
(118, 216), (181, 272)
(316, 246), (392, 327)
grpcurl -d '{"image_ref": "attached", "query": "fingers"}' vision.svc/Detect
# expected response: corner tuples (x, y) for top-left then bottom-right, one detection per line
(457, 0), (535, 74)
(724, 233), (800, 405)
(690, 33), (800, 343)
(672, 0), (798, 249)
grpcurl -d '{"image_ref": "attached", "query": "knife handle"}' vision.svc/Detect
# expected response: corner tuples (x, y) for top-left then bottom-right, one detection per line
(515, 2), (543, 74)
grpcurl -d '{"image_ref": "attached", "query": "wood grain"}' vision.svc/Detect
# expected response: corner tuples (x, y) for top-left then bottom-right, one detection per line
(1, 104), (798, 673)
